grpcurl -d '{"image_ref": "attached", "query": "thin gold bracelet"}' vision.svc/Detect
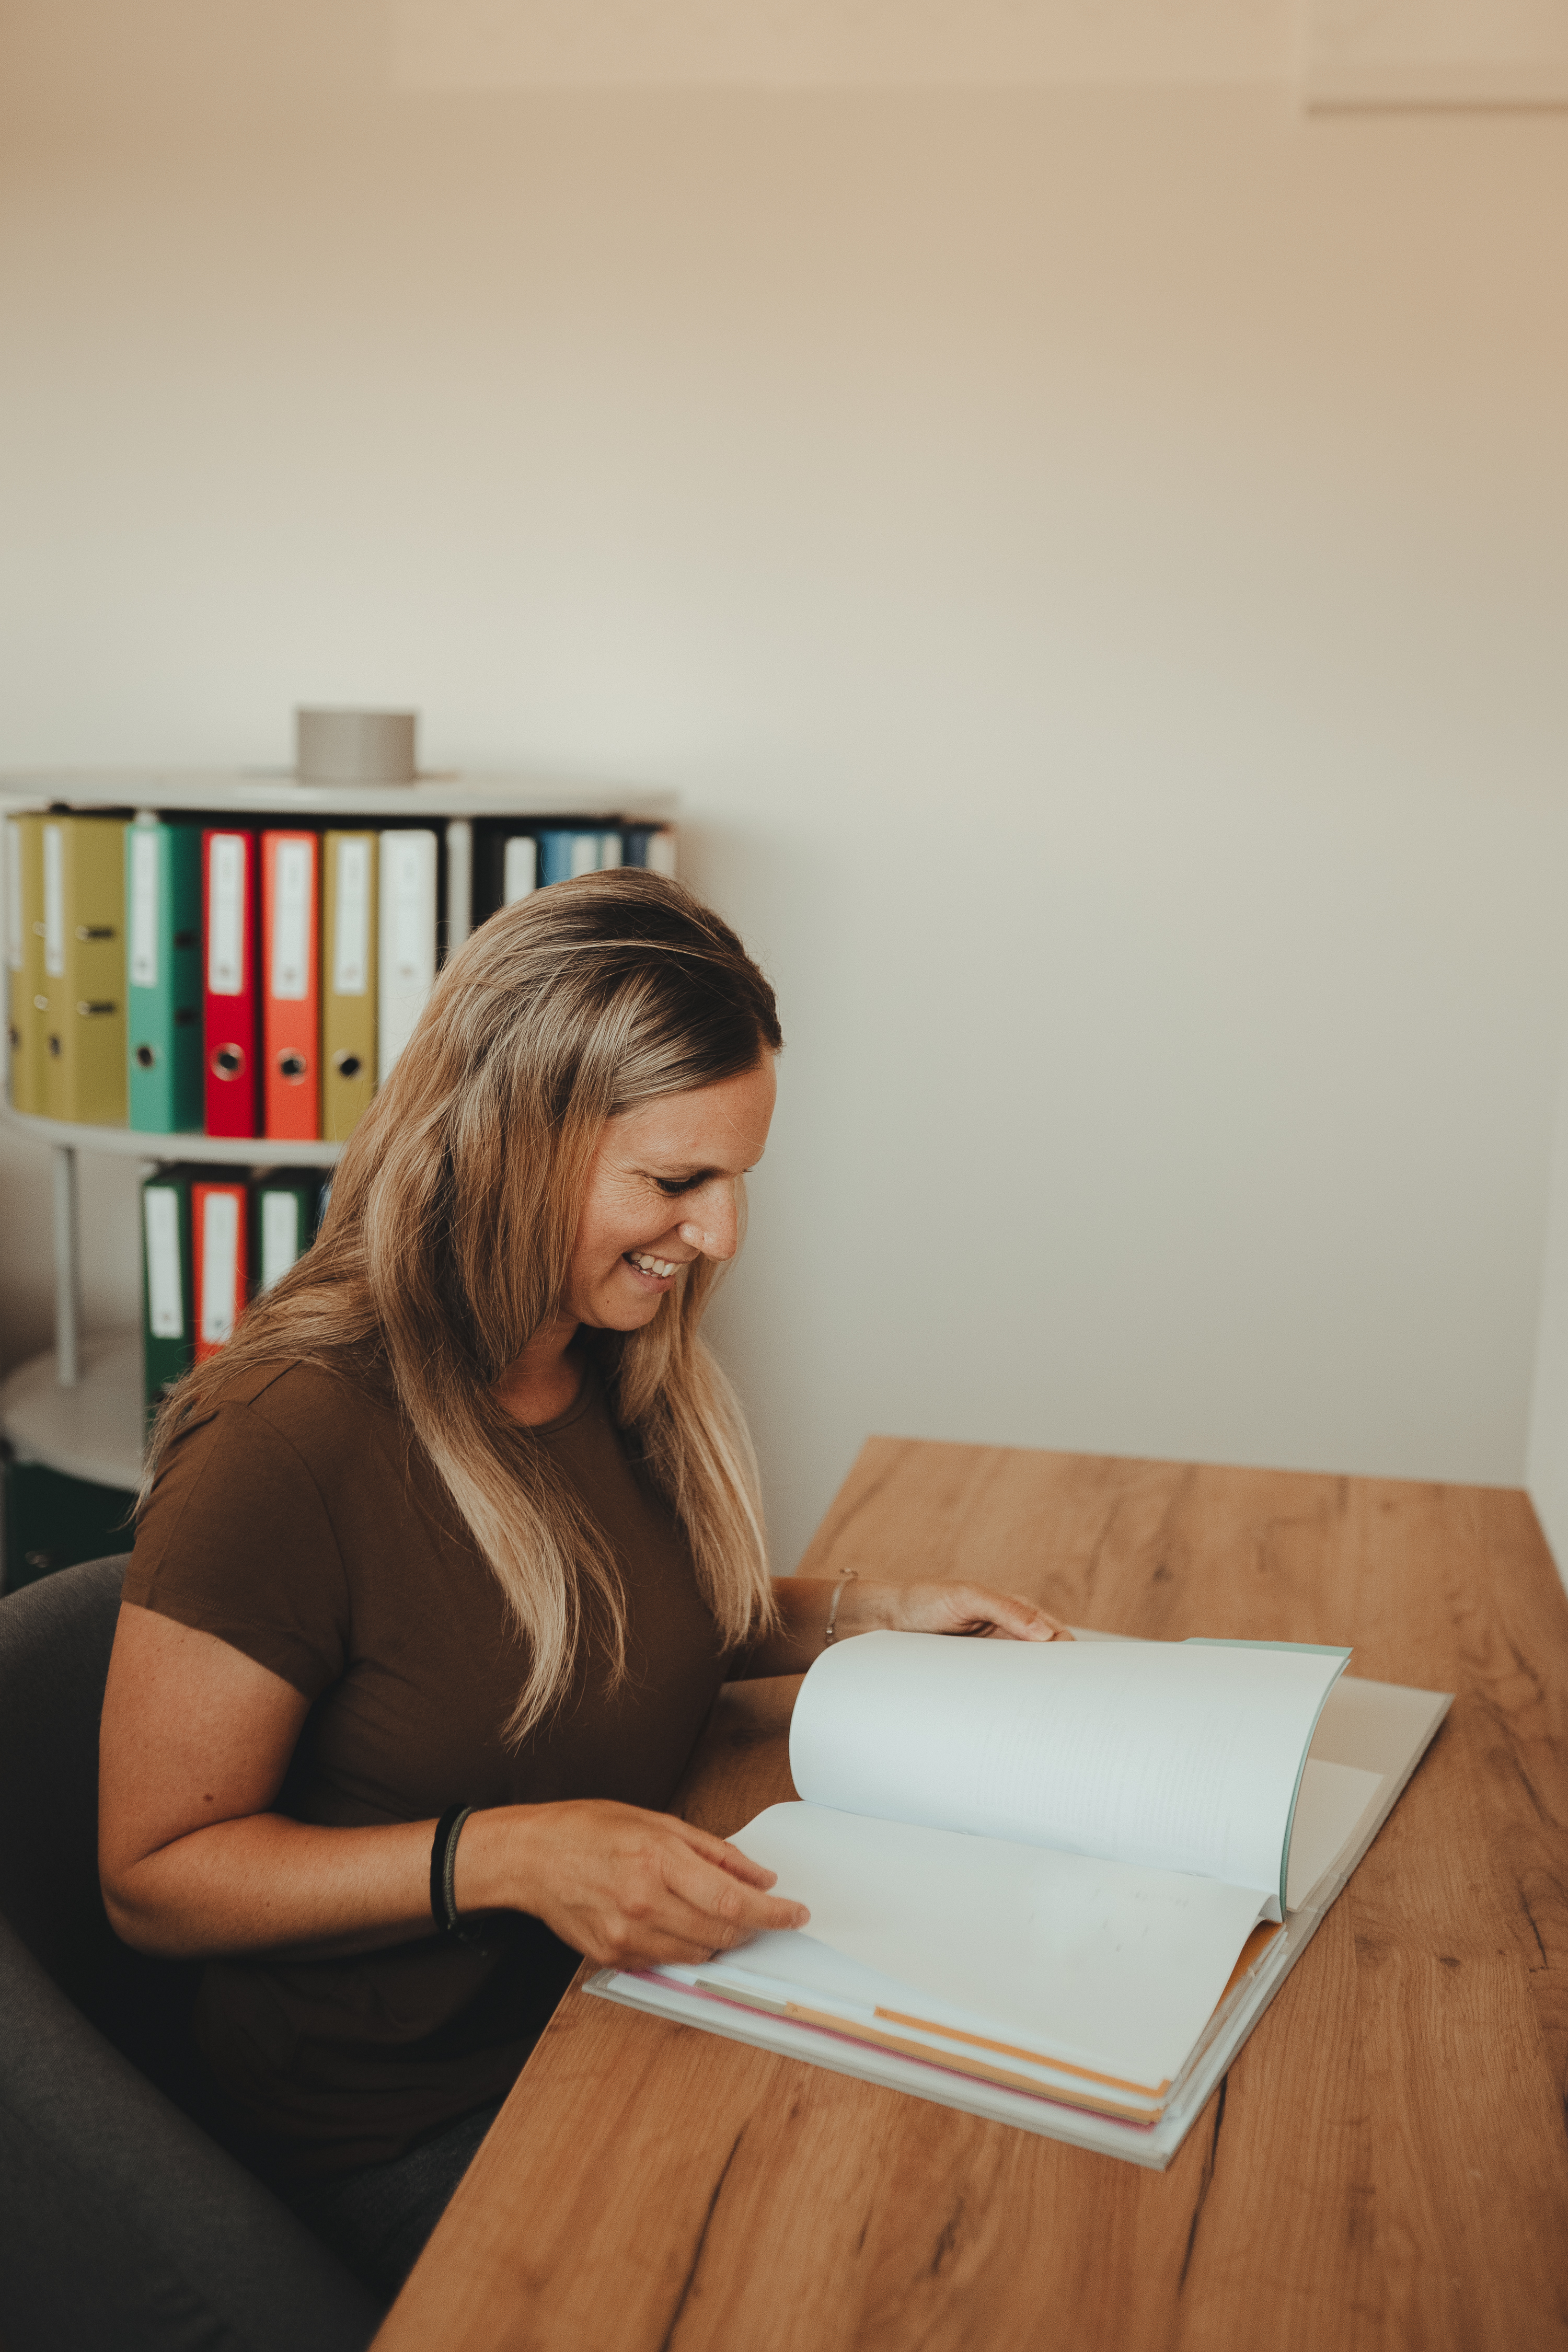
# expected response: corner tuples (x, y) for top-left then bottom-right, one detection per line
(823, 1569), (859, 1647)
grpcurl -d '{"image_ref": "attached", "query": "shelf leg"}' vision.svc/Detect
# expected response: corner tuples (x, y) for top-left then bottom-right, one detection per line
(53, 1143), (81, 1389)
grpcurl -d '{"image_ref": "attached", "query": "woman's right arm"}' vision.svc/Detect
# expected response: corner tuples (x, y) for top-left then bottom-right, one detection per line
(99, 1604), (806, 1967)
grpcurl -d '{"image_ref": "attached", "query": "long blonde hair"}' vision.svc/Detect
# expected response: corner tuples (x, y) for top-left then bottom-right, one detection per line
(143, 870), (784, 1741)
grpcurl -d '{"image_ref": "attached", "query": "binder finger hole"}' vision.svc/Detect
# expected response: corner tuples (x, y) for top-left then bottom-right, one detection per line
(278, 1052), (309, 1082)
(212, 1044), (246, 1079)
(332, 1051), (362, 1079)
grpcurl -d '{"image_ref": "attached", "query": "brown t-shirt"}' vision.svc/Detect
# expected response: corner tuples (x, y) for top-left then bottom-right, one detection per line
(123, 1355), (728, 2174)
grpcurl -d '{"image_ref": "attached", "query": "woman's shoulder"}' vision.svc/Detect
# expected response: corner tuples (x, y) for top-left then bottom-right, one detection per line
(130, 1359), (387, 1699)
(177, 1356), (399, 1461)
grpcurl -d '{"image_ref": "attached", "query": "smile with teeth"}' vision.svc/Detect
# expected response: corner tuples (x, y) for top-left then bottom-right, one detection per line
(626, 1252), (679, 1279)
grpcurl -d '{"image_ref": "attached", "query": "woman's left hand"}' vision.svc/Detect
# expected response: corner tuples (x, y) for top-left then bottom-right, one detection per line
(738, 1576), (1072, 1675)
(851, 1579), (1071, 1644)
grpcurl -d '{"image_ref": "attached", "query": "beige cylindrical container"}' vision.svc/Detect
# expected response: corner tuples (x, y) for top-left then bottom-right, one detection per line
(295, 709), (418, 785)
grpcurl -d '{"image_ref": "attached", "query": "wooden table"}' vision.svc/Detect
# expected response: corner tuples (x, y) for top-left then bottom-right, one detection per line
(373, 1437), (1568, 2351)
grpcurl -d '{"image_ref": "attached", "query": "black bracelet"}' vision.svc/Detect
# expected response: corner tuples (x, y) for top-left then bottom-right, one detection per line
(430, 1803), (485, 1944)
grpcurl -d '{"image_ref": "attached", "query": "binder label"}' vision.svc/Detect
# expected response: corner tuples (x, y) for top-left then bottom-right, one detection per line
(144, 1186), (185, 1339)
(270, 838), (312, 1001)
(43, 823), (65, 977)
(207, 835), (246, 996)
(130, 828), (160, 989)
(333, 838), (370, 996)
(388, 833), (432, 985)
(199, 1189), (241, 1344)
(4, 818), (20, 972)
(503, 835), (537, 904)
(260, 1191), (302, 1291)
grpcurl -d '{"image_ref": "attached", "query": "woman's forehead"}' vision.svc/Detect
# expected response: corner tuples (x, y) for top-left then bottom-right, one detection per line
(607, 1060), (776, 1162)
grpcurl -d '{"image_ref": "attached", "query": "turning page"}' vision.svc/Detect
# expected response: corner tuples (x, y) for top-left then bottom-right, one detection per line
(789, 1631), (1349, 1910)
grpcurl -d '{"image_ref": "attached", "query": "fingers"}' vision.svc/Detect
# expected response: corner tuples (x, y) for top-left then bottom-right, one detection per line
(592, 1886), (805, 1972)
(511, 1800), (814, 1972)
(978, 1589), (1073, 1643)
(657, 1815), (778, 1885)
(663, 1847), (810, 1947)
(948, 1585), (1071, 1642)
(890, 1579), (1073, 1643)
(707, 1838), (783, 1890)
(563, 1811), (810, 1971)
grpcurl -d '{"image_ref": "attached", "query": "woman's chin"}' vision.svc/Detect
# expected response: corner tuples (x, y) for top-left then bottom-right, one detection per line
(581, 1279), (670, 1333)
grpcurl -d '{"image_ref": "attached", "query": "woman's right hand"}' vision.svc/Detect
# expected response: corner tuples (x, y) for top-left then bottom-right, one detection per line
(464, 1798), (810, 1969)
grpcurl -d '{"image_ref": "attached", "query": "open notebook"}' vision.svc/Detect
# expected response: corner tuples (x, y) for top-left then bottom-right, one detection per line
(589, 1628), (1451, 2169)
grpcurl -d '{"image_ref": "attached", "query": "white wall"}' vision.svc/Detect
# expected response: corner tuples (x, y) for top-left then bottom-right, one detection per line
(1529, 1054), (1568, 1575)
(4, 5), (1567, 1574)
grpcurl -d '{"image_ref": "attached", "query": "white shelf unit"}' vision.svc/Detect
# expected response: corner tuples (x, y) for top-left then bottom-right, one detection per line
(2, 1331), (144, 1493)
(1, 767), (676, 1496)
(0, 770), (673, 822)
(2, 1106), (345, 1168)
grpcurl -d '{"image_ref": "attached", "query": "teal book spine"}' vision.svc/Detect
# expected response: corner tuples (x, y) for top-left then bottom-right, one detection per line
(127, 819), (204, 1133)
(142, 1165), (197, 1423)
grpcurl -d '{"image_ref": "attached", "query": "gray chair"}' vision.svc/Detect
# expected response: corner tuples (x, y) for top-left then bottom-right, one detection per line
(0, 1555), (381, 2352)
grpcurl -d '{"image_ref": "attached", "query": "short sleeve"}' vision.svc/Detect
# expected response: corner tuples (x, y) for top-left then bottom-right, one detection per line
(124, 1397), (351, 1699)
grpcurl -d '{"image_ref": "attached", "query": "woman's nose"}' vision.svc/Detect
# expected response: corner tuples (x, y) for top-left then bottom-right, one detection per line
(679, 1183), (738, 1261)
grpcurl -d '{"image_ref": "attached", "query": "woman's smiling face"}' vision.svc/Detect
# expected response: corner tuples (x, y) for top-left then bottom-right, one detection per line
(566, 1056), (777, 1332)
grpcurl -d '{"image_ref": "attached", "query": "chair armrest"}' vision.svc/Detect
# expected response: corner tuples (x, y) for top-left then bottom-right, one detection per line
(0, 1916), (381, 2352)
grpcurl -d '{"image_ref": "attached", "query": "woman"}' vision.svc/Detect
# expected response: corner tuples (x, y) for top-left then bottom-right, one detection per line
(99, 869), (1064, 2298)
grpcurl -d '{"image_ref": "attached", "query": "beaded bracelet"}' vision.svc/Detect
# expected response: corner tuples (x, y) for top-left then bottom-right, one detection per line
(823, 1569), (859, 1647)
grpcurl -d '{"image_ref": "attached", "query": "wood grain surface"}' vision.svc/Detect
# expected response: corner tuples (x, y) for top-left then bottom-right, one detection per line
(373, 1439), (1568, 2352)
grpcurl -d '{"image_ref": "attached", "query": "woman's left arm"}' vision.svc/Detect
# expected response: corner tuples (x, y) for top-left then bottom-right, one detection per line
(734, 1576), (1071, 1677)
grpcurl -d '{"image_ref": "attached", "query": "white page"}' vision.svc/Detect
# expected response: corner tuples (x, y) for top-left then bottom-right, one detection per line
(708, 1765), (1380, 2088)
(790, 1632), (1347, 1910)
(1283, 1757), (1382, 1911)
(729, 1803), (1267, 2090)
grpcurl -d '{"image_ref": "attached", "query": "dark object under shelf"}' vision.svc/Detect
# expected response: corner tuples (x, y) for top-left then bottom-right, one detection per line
(1, 1454), (137, 1595)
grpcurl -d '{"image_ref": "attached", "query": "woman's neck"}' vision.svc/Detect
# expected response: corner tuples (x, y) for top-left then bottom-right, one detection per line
(493, 1318), (585, 1427)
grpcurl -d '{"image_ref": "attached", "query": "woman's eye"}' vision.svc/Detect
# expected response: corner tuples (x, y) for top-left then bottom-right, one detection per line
(653, 1177), (698, 1197)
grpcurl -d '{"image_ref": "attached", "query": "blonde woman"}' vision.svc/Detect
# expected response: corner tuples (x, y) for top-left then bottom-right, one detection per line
(98, 870), (1064, 2298)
